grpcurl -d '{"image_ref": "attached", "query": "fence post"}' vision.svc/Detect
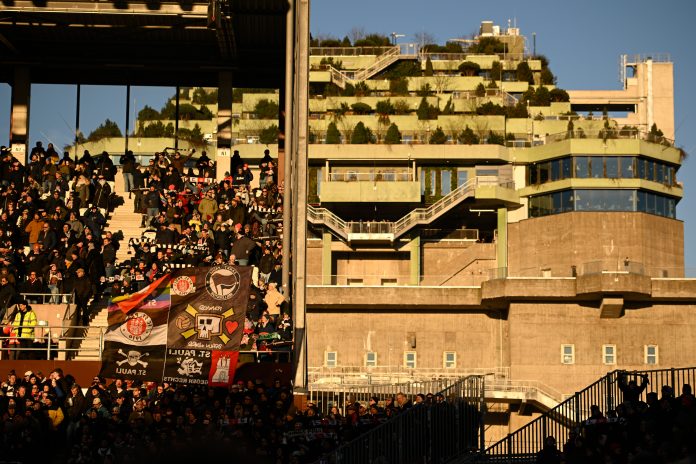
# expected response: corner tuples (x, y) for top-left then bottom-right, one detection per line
(506, 434), (512, 462)
(574, 393), (580, 425)
(480, 377), (486, 454)
(671, 367), (676, 390)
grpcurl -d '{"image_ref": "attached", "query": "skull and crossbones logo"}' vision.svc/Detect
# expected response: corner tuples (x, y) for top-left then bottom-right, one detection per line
(116, 349), (149, 368)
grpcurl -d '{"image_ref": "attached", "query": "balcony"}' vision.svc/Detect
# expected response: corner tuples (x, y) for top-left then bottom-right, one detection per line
(320, 170), (420, 203)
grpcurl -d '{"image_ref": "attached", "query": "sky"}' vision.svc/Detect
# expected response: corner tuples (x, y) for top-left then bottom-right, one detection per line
(1, 0), (696, 268)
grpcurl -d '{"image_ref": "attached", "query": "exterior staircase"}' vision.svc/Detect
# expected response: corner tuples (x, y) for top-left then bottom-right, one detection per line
(327, 43), (419, 88)
(308, 177), (515, 242)
(107, 171), (145, 263)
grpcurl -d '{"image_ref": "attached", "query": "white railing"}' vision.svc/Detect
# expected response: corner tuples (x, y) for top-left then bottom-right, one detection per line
(0, 324), (105, 361)
(308, 176), (514, 241)
(328, 171), (413, 182)
(323, 44), (420, 88)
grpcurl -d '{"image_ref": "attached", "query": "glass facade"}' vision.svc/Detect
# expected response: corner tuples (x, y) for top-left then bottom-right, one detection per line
(528, 156), (677, 187)
(529, 189), (677, 218)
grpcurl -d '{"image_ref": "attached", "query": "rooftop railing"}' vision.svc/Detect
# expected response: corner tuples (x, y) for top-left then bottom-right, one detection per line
(472, 368), (696, 462)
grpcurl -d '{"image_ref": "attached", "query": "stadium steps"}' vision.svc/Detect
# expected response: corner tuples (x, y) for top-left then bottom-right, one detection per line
(72, 300), (109, 361)
(107, 173), (145, 263)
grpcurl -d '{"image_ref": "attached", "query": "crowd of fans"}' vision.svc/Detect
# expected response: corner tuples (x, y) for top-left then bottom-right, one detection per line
(537, 372), (696, 464)
(0, 367), (455, 463)
(0, 141), (291, 359)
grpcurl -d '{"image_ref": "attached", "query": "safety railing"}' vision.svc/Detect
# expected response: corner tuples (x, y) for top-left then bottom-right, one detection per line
(544, 129), (674, 147)
(315, 375), (485, 464)
(305, 273), (491, 287)
(392, 177), (513, 238)
(328, 171), (413, 182)
(309, 366), (508, 387)
(476, 368), (696, 462)
(0, 324), (104, 361)
(490, 260), (688, 280)
(309, 377), (460, 415)
(308, 176), (514, 242)
(419, 51), (526, 62)
(20, 292), (74, 305)
(310, 46), (395, 56)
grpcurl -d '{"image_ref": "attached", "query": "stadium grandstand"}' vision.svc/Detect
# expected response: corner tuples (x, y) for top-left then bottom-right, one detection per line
(1, 1), (696, 463)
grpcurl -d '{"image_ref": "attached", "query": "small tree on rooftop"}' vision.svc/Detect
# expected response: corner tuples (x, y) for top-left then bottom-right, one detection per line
(389, 77), (409, 96)
(458, 61), (481, 77)
(350, 122), (374, 144)
(475, 83), (486, 97)
(486, 131), (505, 145)
(550, 88), (570, 102)
(259, 125), (279, 144)
(384, 123), (402, 144)
(424, 57), (434, 77)
(490, 61), (503, 81)
(88, 119), (122, 142)
(417, 97), (439, 120)
(429, 126), (448, 144)
(350, 102), (372, 115)
(325, 122), (341, 144)
(137, 105), (160, 121)
(255, 99), (280, 119)
(516, 62), (534, 84)
(457, 126), (479, 145)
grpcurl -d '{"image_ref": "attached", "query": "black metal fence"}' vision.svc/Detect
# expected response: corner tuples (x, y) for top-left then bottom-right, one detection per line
(316, 375), (485, 464)
(475, 367), (696, 462)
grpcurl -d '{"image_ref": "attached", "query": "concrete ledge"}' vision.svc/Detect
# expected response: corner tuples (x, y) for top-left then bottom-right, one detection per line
(576, 273), (652, 297)
(307, 285), (483, 309)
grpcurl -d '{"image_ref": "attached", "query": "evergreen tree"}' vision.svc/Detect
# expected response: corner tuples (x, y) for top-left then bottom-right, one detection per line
(429, 126), (448, 144)
(325, 122), (341, 144)
(384, 123), (402, 144)
(350, 122), (374, 144)
(457, 126), (479, 145)
(424, 57), (434, 76)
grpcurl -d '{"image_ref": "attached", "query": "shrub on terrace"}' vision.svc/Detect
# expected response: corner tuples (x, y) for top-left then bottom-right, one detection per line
(550, 88), (570, 102)
(458, 61), (481, 76)
(476, 102), (506, 116)
(384, 123), (402, 144)
(354, 33), (391, 46)
(486, 131), (505, 145)
(475, 83), (486, 97)
(516, 62), (534, 84)
(424, 57), (434, 77)
(375, 100), (395, 115)
(255, 99), (280, 119)
(457, 126), (479, 145)
(389, 77), (410, 96)
(350, 122), (375, 144)
(325, 122), (341, 144)
(87, 119), (122, 142)
(350, 102), (372, 115)
(137, 105), (160, 121)
(416, 97), (439, 120)
(468, 37), (505, 54)
(429, 126), (448, 144)
(259, 124), (280, 144)
(192, 87), (218, 105)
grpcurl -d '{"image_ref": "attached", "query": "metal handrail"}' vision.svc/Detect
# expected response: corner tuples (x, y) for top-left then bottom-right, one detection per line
(315, 375), (485, 464)
(328, 171), (413, 182)
(20, 292), (74, 305)
(308, 176), (514, 242)
(479, 367), (696, 461)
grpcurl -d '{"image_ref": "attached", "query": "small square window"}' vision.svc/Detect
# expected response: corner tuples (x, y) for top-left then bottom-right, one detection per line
(404, 351), (417, 369)
(443, 351), (456, 369)
(365, 352), (377, 367)
(645, 345), (658, 365)
(603, 345), (616, 365)
(325, 351), (337, 367)
(561, 344), (575, 365)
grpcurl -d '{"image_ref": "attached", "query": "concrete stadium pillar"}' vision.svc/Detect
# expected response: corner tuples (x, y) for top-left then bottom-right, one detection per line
(9, 67), (31, 162)
(409, 234), (420, 286)
(497, 208), (508, 275)
(291, 0), (310, 393)
(216, 71), (233, 180)
(322, 231), (332, 285)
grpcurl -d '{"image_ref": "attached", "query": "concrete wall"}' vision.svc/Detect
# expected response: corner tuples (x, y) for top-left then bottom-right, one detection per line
(420, 242), (497, 286)
(306, 311), (502, 370)
(508, 302), (696, 393)
(507, 212), (684, 278)
(332, 251), (410, 286)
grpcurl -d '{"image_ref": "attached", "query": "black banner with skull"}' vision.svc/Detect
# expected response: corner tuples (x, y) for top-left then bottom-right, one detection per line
(100, 266), (251, 387)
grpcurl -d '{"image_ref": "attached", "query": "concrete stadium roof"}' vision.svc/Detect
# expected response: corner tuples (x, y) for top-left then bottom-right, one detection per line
(0, 0), (289, 88)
